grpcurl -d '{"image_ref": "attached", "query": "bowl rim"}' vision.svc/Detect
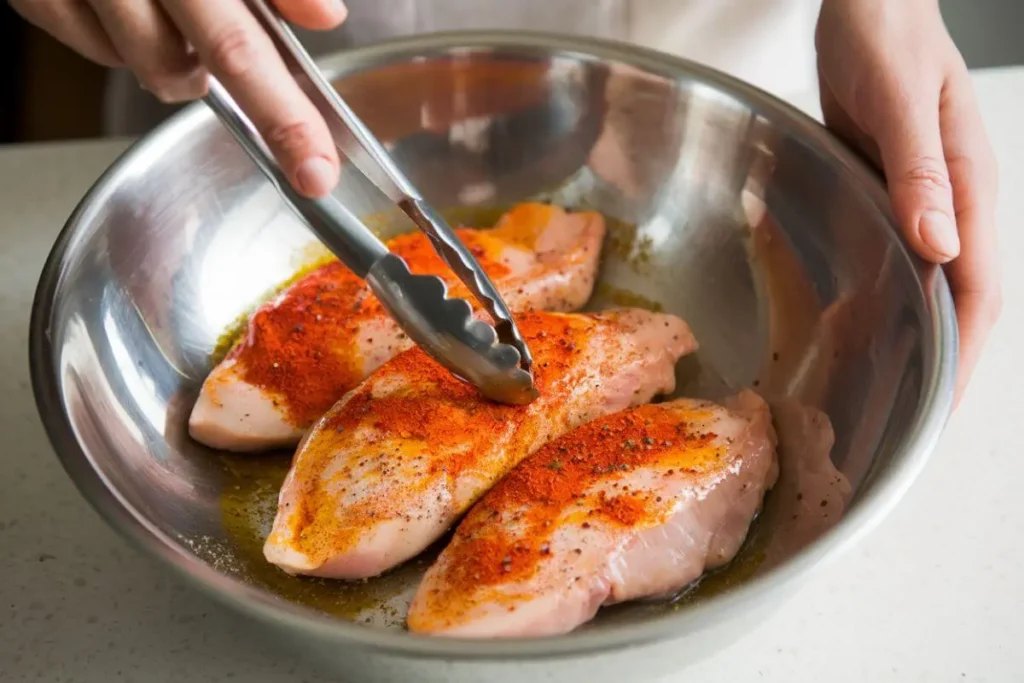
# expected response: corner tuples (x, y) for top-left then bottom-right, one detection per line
(29, 30), (957, 660)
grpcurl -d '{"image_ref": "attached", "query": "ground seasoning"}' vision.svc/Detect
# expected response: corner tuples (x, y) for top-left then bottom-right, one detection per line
(277, 311), (617, 564)
(225, 201), (602, 428)
(413, 402), (727, 620)
(596, 492), (646, 526)
(230, 227), (518, 427)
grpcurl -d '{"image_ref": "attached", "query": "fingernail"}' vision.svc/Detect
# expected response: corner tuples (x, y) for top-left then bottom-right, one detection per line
(164, 69), (209, 102)
(919, 210), (960, 261)
(323, 0), (348, 23)
(296, 157), (337, 197)
(183, 68), (209, 97)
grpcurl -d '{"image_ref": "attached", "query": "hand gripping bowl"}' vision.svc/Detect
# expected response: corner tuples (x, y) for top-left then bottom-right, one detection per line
(30, 33), (956, 682)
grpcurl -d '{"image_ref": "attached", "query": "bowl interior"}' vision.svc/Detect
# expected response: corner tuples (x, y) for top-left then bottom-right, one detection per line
(34, 34), (954, 655)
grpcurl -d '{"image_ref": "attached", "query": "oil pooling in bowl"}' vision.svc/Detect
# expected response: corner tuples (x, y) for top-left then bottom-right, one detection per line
(209, 204), (845, 630)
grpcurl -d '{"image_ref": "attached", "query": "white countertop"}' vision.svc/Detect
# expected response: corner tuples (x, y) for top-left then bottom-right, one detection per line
(2, 68), (1022, 682)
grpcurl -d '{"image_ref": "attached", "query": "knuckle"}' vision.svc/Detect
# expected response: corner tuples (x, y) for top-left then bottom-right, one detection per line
(208, 27), (258, 78)
(265, 120), (317, 158)
(900, 158), (952, 192)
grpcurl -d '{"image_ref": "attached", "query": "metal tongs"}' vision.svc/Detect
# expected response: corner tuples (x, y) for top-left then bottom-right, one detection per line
(202, 0), (537, 405)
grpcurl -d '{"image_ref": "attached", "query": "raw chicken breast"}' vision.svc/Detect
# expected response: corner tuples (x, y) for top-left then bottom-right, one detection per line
(264, 309), (697, 579)
(407, 391), (778, 638)
(189, 203), (606, 452)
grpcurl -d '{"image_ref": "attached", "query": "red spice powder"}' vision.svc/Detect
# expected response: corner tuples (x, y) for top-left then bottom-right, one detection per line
(433, 404), (722, 592)
(230, 228), (514, 427)
(597, 492), (646, 526)
(285, 311), (602, 560)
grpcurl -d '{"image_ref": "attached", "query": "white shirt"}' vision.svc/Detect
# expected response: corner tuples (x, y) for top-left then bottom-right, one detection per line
(104, 0), (822, 135)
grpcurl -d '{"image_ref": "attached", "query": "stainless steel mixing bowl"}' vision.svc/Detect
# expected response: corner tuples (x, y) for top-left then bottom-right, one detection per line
(30, 32), (956, 682)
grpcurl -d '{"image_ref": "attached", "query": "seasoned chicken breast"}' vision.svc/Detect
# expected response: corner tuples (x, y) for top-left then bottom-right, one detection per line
(264, 309), (697, 579)
(407, 391), (778, 638)
(189, 203), (606, 452)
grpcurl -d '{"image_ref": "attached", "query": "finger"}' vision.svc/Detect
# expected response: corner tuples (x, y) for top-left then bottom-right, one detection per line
(91, 0), (207, 103)
(272, 0), (348, 30)
(939, 69), (1001, 406)
(10, 0), (122, 67)
(872, 84), (961, 264)
(160, 0), (339, 197)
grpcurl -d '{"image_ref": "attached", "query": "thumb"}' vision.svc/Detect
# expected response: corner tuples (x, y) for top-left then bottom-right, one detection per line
(874, 95), (961, 264)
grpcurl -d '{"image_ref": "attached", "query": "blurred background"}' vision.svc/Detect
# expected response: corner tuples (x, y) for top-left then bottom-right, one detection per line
(2, 1), (1022, 145)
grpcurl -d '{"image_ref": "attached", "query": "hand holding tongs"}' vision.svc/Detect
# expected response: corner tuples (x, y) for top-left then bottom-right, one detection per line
(202, 0), (537, 405)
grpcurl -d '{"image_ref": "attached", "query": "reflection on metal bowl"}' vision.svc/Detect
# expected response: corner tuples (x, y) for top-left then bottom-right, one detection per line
(30, 32), (956, 683)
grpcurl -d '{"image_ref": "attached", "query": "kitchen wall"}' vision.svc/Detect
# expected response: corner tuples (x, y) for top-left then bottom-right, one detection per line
(3, 0), (1022, 144)
(940, 0), (1024, 69)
